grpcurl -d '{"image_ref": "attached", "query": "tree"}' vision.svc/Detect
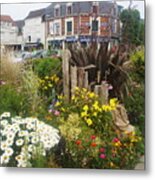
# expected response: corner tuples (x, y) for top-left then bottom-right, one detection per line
(120, 8), (144, 46)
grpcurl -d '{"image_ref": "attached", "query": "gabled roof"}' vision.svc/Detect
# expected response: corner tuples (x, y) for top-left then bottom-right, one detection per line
(25, 8), (46, 19)
(0, 15), (16, 26)
(0, 15), (14, 22)
(15, 20), (25, 28)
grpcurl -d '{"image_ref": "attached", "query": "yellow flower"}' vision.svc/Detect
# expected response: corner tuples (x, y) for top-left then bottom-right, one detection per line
(55, 101), (61, 107)
(114, 141), (121, 147)
(88, 92), (96, 98)
(61, 107), (65, 112)
(109, 98), (118, 109)
(45, 76), (49, 79)
(93, 101), (100, 110)
(58, 95), (63, 100)
(83, 105), (89, 111)
(82, 88), (87, 92)
(54, 77), (59, 83)
(110, 162), (115, 168)
(44, 86), (48, 90)
(102, 105), (112, 112)
(93, 112), (97, 117)
(81, 111), (88, 118)
(74, 87), (79, 91)
(86, 118), (93, 126)
(48, 83), (53, 87)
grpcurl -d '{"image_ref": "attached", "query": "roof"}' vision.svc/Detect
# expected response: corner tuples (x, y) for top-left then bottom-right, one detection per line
(0, 15), (16, 26)
(25, 8), (46, 19)
(0, 15), (14, 22)
(45, 1), (118, 19)
(15, 20), (25, 28)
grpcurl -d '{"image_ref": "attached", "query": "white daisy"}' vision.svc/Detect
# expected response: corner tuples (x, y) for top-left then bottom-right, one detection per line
(0, 112), (11, 118)
(16, 139), (24, 146)
(1, 153), (10, 164)
(1, 120), (8, 127)
(1, 141), (8, 151)
(5, 147), (14, 156)
(18, 130), (29, 137)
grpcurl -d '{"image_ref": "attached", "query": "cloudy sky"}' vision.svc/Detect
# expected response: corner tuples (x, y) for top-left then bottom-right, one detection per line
(1, 0), (145, 21)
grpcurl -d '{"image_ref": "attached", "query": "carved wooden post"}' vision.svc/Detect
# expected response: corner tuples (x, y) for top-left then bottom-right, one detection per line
(94, 82), (109, 104)
(70, 65), (77, 95)
(62, 50), (71, 101)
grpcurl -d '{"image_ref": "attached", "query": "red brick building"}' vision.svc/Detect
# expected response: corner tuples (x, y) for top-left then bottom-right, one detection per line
(45, 1), (122, 49)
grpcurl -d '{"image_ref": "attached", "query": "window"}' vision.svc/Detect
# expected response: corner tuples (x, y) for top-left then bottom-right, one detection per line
(92, 20), (98, 32)
(54, 23), (60, 35)
(92, 5), (98, 14)
(28, 35), (31, 42)
(67, 6), (72, 15)
(55, 8), (60, 17)
(67, 21), (72, 32)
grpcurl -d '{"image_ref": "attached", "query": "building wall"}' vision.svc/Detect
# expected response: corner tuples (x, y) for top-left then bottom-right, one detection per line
(0, 21), (18, 45)
(23, 17), (45, 45)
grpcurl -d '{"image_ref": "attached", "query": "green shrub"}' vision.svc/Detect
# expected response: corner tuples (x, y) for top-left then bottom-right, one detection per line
(130, 48), (145, 83)
(32, 58), (62, 78)
(0, 85), (26, 116)
(53, 88), (144, 169)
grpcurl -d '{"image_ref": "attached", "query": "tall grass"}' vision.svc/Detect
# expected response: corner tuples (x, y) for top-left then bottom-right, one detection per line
(0, 52), (23, 85)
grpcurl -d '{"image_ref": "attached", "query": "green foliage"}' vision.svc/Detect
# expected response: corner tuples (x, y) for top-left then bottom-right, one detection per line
(0, 85), (26, 116)
(130, 48), (145, 83)
(53, 88), (144, 169)
(32, 58), (62, 78)
(120, 8), (144, 45)
(125, 48), (145, 136)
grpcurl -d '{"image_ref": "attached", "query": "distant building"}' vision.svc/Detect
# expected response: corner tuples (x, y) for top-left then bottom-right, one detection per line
(45, 1), (121, 49)
(23, 8), (46, 49)
(0, 15), (18, 46)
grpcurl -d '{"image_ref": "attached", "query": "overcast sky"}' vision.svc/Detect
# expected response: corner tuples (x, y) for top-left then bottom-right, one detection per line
(0, 0), (145, 21)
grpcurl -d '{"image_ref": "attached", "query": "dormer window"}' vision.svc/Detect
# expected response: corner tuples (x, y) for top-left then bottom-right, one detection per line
(67, 6), (72, 15)
(66, 3), (72, 15)
(54, 4), (60, 17)
(92, 2), (99, 14)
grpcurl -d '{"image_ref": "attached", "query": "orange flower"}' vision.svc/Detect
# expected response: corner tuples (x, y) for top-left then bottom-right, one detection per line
(76, 140), (82, 145)
(91, 142), (97, 147)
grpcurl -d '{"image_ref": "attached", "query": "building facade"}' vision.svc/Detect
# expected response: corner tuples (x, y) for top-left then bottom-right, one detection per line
(23, 8), (46, 49)
(0, 15), (18, 46)
(45, 1), (121, 49)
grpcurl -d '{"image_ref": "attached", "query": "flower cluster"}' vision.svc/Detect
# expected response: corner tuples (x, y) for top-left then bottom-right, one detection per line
(0, 112), (60, 167)
(39, 74), (59, 91)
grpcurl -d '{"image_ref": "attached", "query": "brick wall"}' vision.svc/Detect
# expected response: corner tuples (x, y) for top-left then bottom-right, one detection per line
(80, 15), (90, 35)
(100, 16), (110, 36)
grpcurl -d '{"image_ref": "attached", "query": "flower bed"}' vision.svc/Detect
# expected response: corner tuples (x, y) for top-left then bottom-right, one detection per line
(0, 112), (60, 167)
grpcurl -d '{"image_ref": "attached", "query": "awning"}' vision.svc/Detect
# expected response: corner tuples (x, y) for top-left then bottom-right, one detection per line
(65, 36), (77, 42)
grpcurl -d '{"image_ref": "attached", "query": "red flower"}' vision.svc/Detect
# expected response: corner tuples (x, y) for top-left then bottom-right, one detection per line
(100, 154), (106, 159)
(76, 140), (82, 145)
(99, 148), (105, 153)
(91, 135), (96, 140)
(113, 137), (120, 143)
(91, 142), (97, 147)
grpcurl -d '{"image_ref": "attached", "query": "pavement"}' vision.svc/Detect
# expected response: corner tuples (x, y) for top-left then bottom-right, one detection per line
(134, 156), (145, 170)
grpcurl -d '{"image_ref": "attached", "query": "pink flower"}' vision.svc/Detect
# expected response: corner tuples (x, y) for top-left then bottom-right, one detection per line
(91, 135), (96, 140)
(100, 154), (106, 159)
(99, 148), (105, 153)
(113, 138), (120, 143)
(48, 109), (52, 113)
(54, 110), (60, 116)
(108, 85), (113, 90)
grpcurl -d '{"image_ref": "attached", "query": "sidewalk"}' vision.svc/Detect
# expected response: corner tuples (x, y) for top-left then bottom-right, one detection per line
(134, 156), (145, 170)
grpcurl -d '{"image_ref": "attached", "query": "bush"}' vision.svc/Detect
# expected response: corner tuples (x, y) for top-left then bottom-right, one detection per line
(125, 48), (145, 136)
(0, 85), (26, 116)
(0, 113), (60, 167)
(32, 58), (62, 78)
(52, 88), (144, 169)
